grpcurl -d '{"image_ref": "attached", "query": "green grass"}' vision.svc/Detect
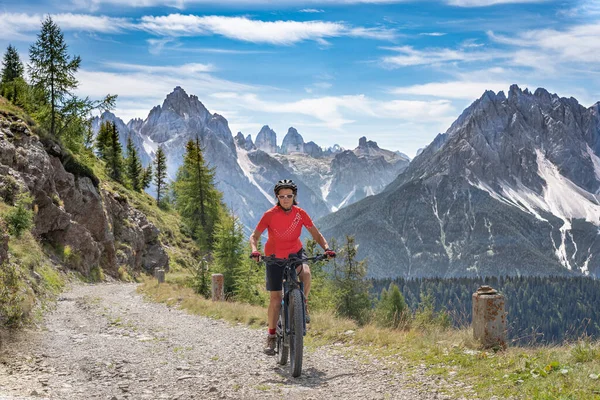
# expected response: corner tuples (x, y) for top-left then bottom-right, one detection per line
(139, 276), (600, 400)
(0, 201), (67, 326)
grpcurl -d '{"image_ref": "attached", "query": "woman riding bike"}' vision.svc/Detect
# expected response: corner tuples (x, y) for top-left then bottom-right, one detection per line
(250, 179), (335, 355)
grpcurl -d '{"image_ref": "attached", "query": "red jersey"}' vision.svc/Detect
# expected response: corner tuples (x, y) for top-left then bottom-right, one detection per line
(255, 205), (314, 258)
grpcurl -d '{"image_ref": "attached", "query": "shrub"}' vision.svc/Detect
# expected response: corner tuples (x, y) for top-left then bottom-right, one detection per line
(5, 193), (33, 238)
(0, 175), (20, 205)
(375, 283), (411, 330)
(414, 291), (451, 331)
(0, 262), (24, 327)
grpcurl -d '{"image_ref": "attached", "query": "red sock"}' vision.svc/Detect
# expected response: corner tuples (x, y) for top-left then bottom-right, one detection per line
(268, 328), (276, 335)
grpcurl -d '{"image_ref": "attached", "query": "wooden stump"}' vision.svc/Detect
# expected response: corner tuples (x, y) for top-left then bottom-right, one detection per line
(211, 274), (224, 301)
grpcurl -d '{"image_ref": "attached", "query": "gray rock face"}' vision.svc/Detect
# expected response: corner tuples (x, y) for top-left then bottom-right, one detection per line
(234, 132), (246, 147)
(255, 125), (278, 153)
(0, 113), (168, 278)
(320, 85), (600, 279)
(326, 141), (409, 210)
(304, 141), (323, 158)
(244, 134), (255, 151)
(235, 132), (256, 151)
(140, 86), (213, 144)
(127, 117), (144, 134)
(281, 127), (304, 154)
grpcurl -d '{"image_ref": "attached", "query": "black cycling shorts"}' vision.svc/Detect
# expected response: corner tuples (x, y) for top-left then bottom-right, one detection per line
(265, 248), (305, 292)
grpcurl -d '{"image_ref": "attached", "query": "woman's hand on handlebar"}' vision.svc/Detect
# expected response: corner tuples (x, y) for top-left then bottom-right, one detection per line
(250, 251), (262, 262)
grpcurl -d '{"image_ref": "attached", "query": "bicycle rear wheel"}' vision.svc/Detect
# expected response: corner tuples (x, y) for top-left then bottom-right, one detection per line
(289, 288), (304, 377)
(276, 306), (288, 365)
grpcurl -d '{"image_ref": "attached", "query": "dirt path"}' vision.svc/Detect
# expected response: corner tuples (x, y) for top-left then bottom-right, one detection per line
(0, 282), (466, 400)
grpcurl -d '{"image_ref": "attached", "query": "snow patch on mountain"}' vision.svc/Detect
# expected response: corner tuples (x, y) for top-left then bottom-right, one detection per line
(337, 186), (357, 210)
(236, 148), (274, 204)
(142, 135), (159, 157)
(535, 150), (600, 225)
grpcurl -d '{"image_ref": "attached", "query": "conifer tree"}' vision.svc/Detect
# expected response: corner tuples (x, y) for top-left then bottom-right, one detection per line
(192, 256), (211, 299)
(125, 136), (143, 191)
(304, 239), (336, 311)
(234, 243), (267, 306)
(95, 121), (112, 160)
(1, 45), (27, 104)
(375, 282), (409, 329)
(213, 210), (244, 296)
(1, 45), (24, 84)
(173, 138), (222, 249)
(154, 146), (167, 206)
(141, 164), (153, 190)
(106, 122), (123, 183)
(335, 235), (371, 324)
(28, 16), (81, 137)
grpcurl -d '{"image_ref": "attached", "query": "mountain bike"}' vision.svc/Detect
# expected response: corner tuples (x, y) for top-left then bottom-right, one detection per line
(261, 253), (328, 378)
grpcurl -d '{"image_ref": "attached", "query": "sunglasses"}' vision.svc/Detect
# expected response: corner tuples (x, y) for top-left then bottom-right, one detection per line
(277, 194), (294, 199)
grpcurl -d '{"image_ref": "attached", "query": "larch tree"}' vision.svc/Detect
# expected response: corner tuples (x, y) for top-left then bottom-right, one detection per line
(153, 146), (167, 206)
(125, 136), (143, 191)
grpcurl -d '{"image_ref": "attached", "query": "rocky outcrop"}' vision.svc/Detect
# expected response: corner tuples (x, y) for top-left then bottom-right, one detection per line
(304, 141), (323, 158)
(281, 127), (304, 154)
(255, 125), (278, 153)
(244, 134), (255, 151)
(235, 132), (255, 151)
(0, 112), (168, 278)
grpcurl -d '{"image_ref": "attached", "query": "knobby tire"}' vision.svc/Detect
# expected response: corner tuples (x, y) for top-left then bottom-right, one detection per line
(277, 306), (288, 365)
(289, 289), (304, 377)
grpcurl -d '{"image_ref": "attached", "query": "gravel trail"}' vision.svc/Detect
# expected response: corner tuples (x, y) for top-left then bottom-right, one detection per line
(0, 283), (465, 400)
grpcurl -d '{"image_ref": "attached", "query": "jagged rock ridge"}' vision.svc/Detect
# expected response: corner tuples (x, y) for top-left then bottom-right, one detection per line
(319, 85), (600, 279)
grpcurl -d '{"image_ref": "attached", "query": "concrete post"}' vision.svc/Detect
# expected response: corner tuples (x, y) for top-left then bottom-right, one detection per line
(156, 269), (165, 284)
(472, 285), (507, 349)
(212, 274), (224, 301)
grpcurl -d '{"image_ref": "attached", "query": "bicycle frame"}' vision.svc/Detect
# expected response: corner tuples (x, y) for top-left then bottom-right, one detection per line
(262, 254), (327, 336)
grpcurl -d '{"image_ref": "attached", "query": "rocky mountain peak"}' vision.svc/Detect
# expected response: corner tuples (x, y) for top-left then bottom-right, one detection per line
(255, 125), (278, 153)
(281, 127), (304, 154)
(161, 86), (211, 121)
(358, 136), (380, 149)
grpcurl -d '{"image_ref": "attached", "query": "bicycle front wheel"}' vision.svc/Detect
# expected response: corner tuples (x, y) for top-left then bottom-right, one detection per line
(289, 288), (304, 377)
(276, 306), (288, 365)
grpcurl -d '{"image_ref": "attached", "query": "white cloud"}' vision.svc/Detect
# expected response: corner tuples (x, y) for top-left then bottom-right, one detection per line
(419, 32), (446, 36)
(138, 14), (396, 44)
(381, 45), (503, 67)
(209, 91), (455, 130)
(0, 12), (132, 40)
(299, 9), (325, 13)
(489, 23), (600, 64)
(390, 81), (514, 99)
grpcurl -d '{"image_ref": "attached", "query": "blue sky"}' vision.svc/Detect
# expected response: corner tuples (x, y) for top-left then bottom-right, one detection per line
(1, 0), (599, 157)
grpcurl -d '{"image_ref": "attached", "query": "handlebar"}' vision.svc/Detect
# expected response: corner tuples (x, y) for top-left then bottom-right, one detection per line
(258, 253), (330, 265)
